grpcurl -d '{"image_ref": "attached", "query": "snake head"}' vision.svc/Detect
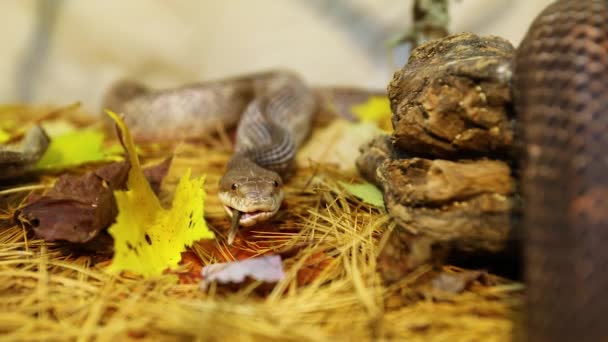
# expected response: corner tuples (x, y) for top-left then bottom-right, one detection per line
(218, 163), (284, 227)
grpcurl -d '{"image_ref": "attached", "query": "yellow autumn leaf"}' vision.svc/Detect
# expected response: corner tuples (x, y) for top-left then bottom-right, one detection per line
(351, 96), (393, 132)
(35, 130), (105, 169)
(105, 110), (214, 278)
(0, 129), (9, 144)
(35, 130), (122, 169)
(104, 142), (144, 156)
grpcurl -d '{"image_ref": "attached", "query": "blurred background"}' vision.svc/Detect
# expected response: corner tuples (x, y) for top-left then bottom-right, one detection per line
(1, 0), (552, 113)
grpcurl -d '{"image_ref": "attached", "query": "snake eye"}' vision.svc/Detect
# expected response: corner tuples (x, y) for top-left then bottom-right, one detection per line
(273, 180), (279, 187)
(231, 183), (238, 190)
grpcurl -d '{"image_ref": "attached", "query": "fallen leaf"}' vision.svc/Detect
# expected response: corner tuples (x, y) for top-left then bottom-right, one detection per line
(106, 111), (214, 278)
(142, 156), (173, 194)
(296, 251), (333, 285)
(35, 130), (117, 170)
(351, 96), (393, 132)
(173, 251), (204, 284)
(15, 158), (172, 245)
(104, 142), (145, 157)
(296, 120), (382, 173)
(0, 129), (9, 144)
(339, 181), (385, 208)
(200, 255), (284, 290)
(16, 162), (128, 243)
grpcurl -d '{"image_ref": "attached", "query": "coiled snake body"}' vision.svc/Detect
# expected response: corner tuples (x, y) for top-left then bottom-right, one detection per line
(103, 71), (317, 243)
(514, 0), (608, 340)
(216, 72), (315, 242)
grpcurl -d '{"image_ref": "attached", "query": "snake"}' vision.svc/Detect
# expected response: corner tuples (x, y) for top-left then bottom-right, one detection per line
(102, 70), (380, 244)
(216, 72), (315, 243)
(514, 0), (608, 340)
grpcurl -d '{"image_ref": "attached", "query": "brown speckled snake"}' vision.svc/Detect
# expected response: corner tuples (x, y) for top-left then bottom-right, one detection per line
(216, 72), (315, 243)
(103, 70), (316, 243)
(102, 70), (380, 244)
(514, 0), (608, 340)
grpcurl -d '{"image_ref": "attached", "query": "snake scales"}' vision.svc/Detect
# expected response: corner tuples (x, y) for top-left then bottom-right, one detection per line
(103, 70), (376, 243)
(514, 0), (608, 340)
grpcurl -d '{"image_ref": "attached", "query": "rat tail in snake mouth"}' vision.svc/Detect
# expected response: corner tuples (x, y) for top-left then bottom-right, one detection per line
(514, 0), (608, 340)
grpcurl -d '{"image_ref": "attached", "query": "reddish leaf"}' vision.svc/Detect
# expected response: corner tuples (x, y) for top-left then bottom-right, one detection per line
(16, 162), (128, 243)
(174, 251), (204, 284)
(142, 156), (173, 194)
(296, 252), (333, 285)
(15, 158), (172, 244)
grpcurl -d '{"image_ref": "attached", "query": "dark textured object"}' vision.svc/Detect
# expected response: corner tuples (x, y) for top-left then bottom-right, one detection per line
(377, 230), (435, 284)
(0, 125), (50, 180)
(388, 33), (514, 158)
(357, 134), (515, 278)
(386, 192), (512, 252)
(355, 134), (402, 186)
(142, 156), (173, 194)
(379, 157), (513, 206)
(16, 162), (129, 243)
(15, 158), (171, 244)
(514, 0), (608, 340)
(358, 135), (513, 248)
(357, 33), (519, 297)
(380, 156), (514, 254)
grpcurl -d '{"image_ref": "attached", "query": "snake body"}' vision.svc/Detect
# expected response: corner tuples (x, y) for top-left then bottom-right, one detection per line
(217, 72), (315, 237)
(514, 0), (608, 340)
(103, 71), (317, 242)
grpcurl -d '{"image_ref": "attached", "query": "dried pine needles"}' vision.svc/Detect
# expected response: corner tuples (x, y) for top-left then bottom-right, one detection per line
(0, 105), (523, 341)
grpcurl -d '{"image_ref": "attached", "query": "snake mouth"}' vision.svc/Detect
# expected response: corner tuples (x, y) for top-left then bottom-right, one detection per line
(223, 205), (278, 226)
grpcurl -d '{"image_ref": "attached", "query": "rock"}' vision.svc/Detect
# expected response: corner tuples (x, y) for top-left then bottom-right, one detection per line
(379, 157), (513, 205)
(355, 134), (395, 186)
(357, 33), (519, 284)
(388, 33), (515, 158)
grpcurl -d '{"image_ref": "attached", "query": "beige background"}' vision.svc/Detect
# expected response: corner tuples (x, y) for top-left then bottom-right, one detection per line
(1, 0), (553, 113)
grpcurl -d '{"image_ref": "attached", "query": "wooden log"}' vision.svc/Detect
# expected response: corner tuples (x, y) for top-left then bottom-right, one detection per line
(386, 192), (513, 252)
(357, 135), (517, 283)
(367, 155), (516, 250)
(355, 134), (396, 187)
(358, 139), (515, 250)
(379, 158), (513, 205)
(357, 33), (520, 283)
(388, 33), (515, 158)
